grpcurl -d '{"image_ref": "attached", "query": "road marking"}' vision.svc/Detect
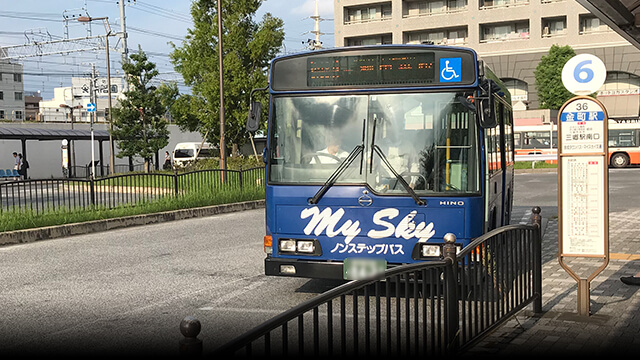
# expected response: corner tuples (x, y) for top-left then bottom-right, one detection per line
(519, 209), (532, 224)
(610, 253), (640, 261)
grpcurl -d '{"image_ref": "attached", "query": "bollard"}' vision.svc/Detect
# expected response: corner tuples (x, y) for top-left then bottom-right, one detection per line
(531, 206), (542, 227)
(179, 316), (202, 356)
(530, 206), (543, 314)
(443, 233), (458, 262)
(442, 233), (459, 353)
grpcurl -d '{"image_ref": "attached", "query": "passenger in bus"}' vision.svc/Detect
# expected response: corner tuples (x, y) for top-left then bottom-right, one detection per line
(309, 137), (349, 164)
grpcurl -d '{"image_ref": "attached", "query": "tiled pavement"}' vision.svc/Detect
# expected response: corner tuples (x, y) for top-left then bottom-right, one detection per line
(463, 206), (640, 356)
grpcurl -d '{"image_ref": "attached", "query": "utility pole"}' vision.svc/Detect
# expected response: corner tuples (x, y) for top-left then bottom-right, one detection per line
(217, 0), (226, 182)
(118, 0), (130, 102)
(303, 0), (333, 50)
(119, 0), (129, 66)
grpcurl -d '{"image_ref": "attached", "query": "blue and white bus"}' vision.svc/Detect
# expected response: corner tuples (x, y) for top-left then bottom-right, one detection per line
(247, 45), (514, 280)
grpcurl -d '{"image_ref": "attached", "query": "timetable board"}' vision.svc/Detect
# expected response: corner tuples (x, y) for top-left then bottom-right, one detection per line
(560, 156), (606, 256)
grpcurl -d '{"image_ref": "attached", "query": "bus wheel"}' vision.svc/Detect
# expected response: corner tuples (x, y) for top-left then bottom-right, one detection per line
(611, 153), (629, 168)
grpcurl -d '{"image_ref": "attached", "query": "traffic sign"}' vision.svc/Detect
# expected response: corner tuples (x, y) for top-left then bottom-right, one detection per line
(561, 54), (606, 95)
(86, 103), (96, 112)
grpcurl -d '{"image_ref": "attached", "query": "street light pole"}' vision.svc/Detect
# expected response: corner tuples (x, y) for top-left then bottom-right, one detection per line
(78, 15), (115, 175)
(90, 63), (97, 179)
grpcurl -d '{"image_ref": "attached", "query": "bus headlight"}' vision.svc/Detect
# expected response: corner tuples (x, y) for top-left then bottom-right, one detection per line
(297, 240), (315, 253)
(277, 239), (321, 255)
(279, 239), (297, 253)
(421, 245), (441, 257)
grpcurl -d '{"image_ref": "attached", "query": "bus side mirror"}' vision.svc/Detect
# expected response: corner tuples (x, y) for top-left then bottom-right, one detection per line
(246, 101), (262, 132)
(479, 97), (496, 128)
(478, 80), (496, 128)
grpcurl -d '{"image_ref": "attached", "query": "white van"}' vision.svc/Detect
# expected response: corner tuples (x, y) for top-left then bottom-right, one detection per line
(172, 142), (217, 167)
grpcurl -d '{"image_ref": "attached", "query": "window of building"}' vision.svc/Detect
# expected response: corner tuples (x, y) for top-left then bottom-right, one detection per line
(0, 91), (3, 100)
(596, 72), (640, 117)
(0, 110), (4, 119)
(405, 27), (468, 45)
(580, 14), (609, 34)
(480, 20), (529, 42)
(597, 72), (640, 96)
(345, 2), (392, 24)
(503, 79), (528, 101)
(13, 73), (22, 82)
(479, 0), (528, 9)
(345, 34), (393, 46)
(14, 92), (22, 101)
(14, 111), (22, 120)
(542, 16), (566, 37)
(404, 0), (467, 17)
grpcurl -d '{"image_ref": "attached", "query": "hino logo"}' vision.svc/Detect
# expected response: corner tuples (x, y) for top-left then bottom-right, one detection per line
(440, 200), (464, 206)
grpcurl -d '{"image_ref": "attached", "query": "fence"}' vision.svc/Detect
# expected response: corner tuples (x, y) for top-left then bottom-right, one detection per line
(208, 210), (542, 357)
(68, 164), (146, 178)
(0, 167), (265, 215)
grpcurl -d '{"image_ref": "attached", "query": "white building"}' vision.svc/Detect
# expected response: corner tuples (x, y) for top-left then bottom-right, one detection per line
(0, 60), (25, 121)
(39, 77), (124, 123)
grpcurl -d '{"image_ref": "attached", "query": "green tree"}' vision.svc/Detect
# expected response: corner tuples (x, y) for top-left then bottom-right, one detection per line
(111, 47), (170, 172)
(169, 0), (284, 155)
(534, 44), (576, 109)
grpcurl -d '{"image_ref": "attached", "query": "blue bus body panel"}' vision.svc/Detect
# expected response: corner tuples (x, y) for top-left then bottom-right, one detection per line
(265, 185), (484, 264)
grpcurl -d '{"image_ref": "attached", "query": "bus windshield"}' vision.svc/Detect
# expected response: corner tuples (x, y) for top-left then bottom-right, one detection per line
(269, 92), (480, 194)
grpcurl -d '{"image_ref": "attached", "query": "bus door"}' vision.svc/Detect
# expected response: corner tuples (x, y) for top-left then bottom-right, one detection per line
(484, 99), (503, 231)
(500, 102), (514, 226)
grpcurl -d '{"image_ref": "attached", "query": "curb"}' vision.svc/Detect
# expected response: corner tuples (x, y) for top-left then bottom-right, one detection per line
(515, 167), (557, 174)
(0, 199), (266, 247)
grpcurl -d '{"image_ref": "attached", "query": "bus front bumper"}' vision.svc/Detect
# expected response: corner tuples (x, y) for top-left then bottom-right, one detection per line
(265, 257), (345, 279)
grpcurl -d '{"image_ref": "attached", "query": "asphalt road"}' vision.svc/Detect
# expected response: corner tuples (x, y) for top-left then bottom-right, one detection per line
(514, 167), (640, 215)
(0, 209), (321, 355)
(1, 167), (638, 355)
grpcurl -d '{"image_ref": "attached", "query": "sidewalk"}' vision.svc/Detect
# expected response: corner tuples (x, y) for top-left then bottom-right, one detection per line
(465, 207), (640, 356)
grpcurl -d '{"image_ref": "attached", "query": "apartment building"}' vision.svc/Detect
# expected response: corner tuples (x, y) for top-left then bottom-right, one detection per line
(334, 0), (640, 123)
(0, 60), (25, 121)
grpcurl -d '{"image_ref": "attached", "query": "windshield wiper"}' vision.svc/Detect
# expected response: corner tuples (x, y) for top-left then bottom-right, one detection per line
(308, 145), (363, 205)
(309, 120), (367, 205)
(368, 117), (425, 206)
(371, 145), (426, 206)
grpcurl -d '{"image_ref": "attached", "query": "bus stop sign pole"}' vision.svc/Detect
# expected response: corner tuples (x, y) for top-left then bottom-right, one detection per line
(557, 95), (610, 316)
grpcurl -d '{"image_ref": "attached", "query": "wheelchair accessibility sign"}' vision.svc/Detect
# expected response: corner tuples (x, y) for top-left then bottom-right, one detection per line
(439, 57), (461, 83)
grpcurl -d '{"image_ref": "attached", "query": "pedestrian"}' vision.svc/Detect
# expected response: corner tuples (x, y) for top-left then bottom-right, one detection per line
(17, 154), (28, 179)
(12, 152), (19, 171)
(163, 151), (172, 170)
(621, 271), (640, 285)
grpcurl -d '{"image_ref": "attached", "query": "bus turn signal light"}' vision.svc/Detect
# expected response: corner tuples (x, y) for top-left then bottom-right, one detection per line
(264, 235), (273, 254)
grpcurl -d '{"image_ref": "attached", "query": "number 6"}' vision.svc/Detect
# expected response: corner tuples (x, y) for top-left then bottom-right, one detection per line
(574, 60), (594, 83)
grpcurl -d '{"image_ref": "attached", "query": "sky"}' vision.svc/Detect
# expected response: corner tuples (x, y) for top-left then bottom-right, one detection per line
(0, 0), (335, 99)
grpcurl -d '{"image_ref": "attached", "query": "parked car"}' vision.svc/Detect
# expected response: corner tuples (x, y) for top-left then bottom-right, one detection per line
(172, 142), (218, 167)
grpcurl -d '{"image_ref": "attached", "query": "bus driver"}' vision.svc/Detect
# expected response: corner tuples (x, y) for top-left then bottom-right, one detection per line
(310, 137), (349, 164)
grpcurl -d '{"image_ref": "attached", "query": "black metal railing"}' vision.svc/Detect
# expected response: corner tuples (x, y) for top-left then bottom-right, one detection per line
(68, 164), (146, 178)
(0, 167), (265, 215)
(208, 210), (542, 357)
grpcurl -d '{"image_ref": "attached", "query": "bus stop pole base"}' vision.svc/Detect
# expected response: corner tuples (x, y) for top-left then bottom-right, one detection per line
(577, 279), (591, 316)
